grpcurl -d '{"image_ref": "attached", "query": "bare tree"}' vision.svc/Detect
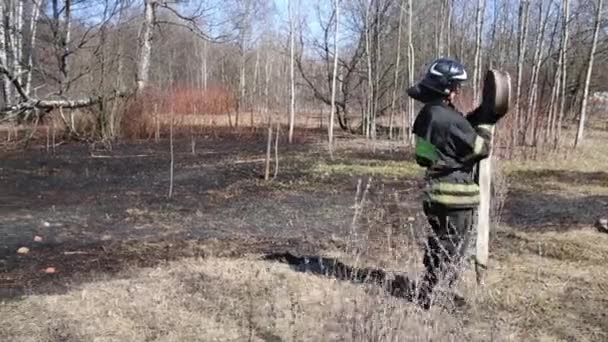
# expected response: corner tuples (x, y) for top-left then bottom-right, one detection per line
(136, 0), (158, 95)
(328, 0), (340, 156)
(524, 0), (551, 145)
(574, 0), (604, 147)
(389, 0), (405, 140)
(512, 0), (530, 147)
(25, 0), (42, 96)
(288, 0), (297, 143)
(0, 1), (11, 104)
(555, 0), (570, 148)
(406, 0), (414, 145)
(472, 0), (486, 104)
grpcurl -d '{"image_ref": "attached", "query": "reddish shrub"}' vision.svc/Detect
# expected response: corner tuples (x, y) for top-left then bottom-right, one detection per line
(121, 86), (235, 139)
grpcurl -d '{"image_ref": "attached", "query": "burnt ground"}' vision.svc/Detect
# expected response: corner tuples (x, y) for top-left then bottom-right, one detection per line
(2, 128), (608, 341)
(1, 129), (424, 300)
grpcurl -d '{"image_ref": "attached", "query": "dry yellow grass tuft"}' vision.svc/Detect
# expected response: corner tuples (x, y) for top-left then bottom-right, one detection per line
(0, 257), (476, 341)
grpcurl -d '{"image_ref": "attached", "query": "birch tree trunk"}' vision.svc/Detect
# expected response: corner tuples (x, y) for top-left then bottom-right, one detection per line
(389, 0), (405, 140)
(13, 0), (23, 89)
(364, 0), (373, 139)
(288, 0), (296, 143)
(25, 0), (42, 96)
(251, 48), (259, 128)
(437, 0), (446, 57)
(473, 0), (486, 104)
(525, 1), (550, 145)
(446, 0), (452, 57)
(59, 0), (72, 95)
(406, 0), (415, 145)
(513, 0), (530, 148)
(328, 0), (340, 156)
(238, 43), (246, 128)
(555, 0), (570, 148)
(574, 0), (603, 148)
(0, 2), (12, 104)
(136, 0), (157, 95)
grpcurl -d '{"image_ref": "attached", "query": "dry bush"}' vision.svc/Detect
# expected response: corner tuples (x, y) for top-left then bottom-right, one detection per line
(170, 86), (235, 116)
(121, 86), (236, 140)
(121, 95), (157, 140)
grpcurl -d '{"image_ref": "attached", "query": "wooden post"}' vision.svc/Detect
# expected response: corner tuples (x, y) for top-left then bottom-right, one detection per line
(475, 126), (495, 285)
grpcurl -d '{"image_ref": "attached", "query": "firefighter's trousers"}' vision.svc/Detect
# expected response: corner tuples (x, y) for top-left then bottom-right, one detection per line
(420, 201), (475, 297)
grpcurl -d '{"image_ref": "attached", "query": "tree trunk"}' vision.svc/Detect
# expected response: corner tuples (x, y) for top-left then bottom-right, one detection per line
(524, 1), (550, 146)
(238, 42), (246, 128)
(328, 0), (339, 156)
(446, 0), (452, 57)
(555, 0), (570, 149)
(389, 0), (405, 140)
(288, 0), (296, 143)
(0, 2), (12, 104)
(25, 0), (41, 96)
(473, 0), (485, 104)
(437, 0), (446, 57)
(252, 48), (259, 128)
(136, 0), (157, 95)
(59, 0), (71, 95)
(406, 0), (415, 145)
(13, 0), (23, 90)
(364, 0), (373, 139)
(574, 0), (603, 148)
(513, 0), (530, 148)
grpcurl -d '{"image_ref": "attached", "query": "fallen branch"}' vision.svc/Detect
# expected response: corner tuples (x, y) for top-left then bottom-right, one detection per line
(90, 154), (151, 159)
(235, 158), (266, 164)
(1, 63), (130, 121)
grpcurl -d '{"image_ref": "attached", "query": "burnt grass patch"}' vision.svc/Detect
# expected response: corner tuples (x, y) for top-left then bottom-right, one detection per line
(1, 131), (425, 301)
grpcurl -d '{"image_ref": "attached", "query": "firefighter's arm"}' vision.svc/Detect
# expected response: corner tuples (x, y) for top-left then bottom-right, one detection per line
(465, 105), (500, 126)
(451, 120), (492, 164)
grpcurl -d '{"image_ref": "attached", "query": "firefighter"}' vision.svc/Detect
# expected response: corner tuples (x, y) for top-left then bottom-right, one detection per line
(406, 58), (499, 310)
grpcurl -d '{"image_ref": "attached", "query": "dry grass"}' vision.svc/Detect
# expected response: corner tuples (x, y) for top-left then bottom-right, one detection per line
(3, 236), (606, 342)
(0, 256), (491, 342)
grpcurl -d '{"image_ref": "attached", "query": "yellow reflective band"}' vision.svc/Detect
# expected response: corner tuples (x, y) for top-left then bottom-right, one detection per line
(477, 124), (493, 132)
(431, 182), (479, 195)
(473, 135), (485, 155)
(429, 193), (480, 205)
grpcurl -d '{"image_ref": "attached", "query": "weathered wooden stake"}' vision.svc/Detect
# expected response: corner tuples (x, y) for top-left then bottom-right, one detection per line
(475, 124), (495, 285)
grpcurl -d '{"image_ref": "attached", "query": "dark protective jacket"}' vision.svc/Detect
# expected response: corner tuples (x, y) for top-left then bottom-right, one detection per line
(413, 100), (492, 208)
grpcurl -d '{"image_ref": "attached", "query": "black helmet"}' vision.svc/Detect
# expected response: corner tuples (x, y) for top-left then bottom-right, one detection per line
(407, 58), (468, 101)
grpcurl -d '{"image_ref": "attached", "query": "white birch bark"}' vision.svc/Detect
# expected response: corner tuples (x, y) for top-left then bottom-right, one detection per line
(328, 0), (340, 156)
(574, 0), (603, 147)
